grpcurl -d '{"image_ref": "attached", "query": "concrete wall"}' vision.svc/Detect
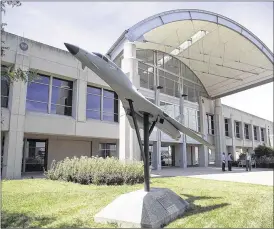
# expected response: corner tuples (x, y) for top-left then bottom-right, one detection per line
(47, 138), (91, 168)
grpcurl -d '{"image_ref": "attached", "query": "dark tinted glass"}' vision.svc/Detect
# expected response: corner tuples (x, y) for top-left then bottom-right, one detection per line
(51, 87), (73, 106)
(52, 78), (73, 89)
(93, 52), (103, 58)
(51, 104), (72, 116)
(103, 98), (114, 113)
(32, 74), (50, 84)
(27, 83), (49, 102)
(1, 76), (9, 97)
(87, 94), (101, 110)
(1, 97), (8, 108)
(86, 110), (100, 120)
(26, 101), (48, 113)
(87, 86), (101, 95)
(1, 76), (9, 108)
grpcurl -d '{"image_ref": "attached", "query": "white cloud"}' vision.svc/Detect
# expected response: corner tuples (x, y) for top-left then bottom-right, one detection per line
(2, 2), (273, 121)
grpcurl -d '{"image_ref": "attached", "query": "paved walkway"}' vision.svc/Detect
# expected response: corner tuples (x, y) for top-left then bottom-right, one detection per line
(151, 167), (273, 186)
(20, 167), (273, 186)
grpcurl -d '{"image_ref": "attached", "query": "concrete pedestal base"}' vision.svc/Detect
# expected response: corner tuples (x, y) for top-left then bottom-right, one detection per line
(94, 187), (189, 228)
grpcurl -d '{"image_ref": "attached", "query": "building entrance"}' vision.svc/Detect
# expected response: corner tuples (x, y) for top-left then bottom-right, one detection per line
(22, 139), (48, 172)
(161, 143), (175, 167)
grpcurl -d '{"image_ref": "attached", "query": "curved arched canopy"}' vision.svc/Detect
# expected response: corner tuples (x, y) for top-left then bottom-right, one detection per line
(107, 9), (273, 99)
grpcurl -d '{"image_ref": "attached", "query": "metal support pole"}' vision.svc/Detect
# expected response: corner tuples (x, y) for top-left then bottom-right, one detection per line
(143, 112), (150, 192)
(149, 118), (158, 136)
(128, 100), (145, 162)
(128, 100), (151, 192)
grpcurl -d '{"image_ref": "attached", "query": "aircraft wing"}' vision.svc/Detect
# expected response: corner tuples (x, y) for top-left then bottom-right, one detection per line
(121, 93), (214, 149)
(164, 114), (213, 148)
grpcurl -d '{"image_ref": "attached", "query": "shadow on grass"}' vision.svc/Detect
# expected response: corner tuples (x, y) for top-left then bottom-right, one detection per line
(181, 194), (230, 218)
(1, 211), (56, 228)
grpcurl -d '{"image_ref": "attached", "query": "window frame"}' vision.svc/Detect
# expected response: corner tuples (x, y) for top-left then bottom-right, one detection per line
(253, 126), (258, 141)
(86, 85), (119, 123)
(261, 128), (265, 141)
(244, 124), (250, 140)
(206, 113), (214, 135)
(1, 65), (10, 108)
(235, 121), (241, 139)
(99, 143), (117, 158)
(26, 74), (73, 116)
(224, 118), (229, 137)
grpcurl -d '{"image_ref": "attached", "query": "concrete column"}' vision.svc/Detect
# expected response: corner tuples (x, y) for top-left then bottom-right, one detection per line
(75, 67), (88, 122)
(258, 126), (262, 144)
(214, 98), (224, 167)
(156, 131), (162, 170)
(119, 41), (141, 162)
(178, 79), (187, 168)
(199, 144), (208, 166)
(2, 47), (29, 179)
(241, 121), (245, 146)
(154, 65), (162, 171)
(198, 97), (208, 167)
(152, 141), (161, 170)
(175, 143), (187, 168)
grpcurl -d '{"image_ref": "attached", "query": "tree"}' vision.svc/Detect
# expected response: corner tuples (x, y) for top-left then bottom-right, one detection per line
(254, 144), (274, 158)
(1, 0), (37, 83)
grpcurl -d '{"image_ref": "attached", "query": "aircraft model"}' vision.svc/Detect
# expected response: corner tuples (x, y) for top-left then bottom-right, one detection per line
(64, 43), (213, 149)
(65, 43), (214, 192)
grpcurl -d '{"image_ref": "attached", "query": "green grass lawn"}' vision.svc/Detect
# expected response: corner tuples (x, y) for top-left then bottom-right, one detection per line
(1, 177), (273, 228)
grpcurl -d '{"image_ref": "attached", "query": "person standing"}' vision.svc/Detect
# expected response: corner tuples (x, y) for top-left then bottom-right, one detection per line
(222, 152), (226, 171)
(227, 153), (233, 171)
(246, 151), (251, 171)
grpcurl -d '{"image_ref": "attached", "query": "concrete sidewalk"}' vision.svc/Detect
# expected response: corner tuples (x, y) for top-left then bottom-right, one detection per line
(151, 167), (273, 186)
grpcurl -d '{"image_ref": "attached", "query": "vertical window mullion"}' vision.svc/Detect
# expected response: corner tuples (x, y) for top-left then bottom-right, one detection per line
(101, 89), (104, 121)
(48, 76), (53, 114)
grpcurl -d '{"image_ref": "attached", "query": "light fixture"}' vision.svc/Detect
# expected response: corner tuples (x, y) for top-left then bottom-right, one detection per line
(156, 85), (163, 89)
(181, 94), (188, 97)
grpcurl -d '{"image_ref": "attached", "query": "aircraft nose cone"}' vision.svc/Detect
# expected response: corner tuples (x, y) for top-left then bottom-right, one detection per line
(64, 43), (79, 55)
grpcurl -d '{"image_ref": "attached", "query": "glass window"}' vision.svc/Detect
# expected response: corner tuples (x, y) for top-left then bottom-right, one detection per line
(261, 128), (265, 141)
(86, 86), (118, 122)
(225, 119), (229, 137)
(23, 139), (47, 172)
(26, 74), (73, 116)
(86, 110), (100, 120)
(103, 89), (118, 122)
(26, 101), (48, 113)
(254, 126), (258, 140)
(188, 87), (196, 102)
(197, 111), (201, 132)
(1, 74), (9, 108)
(26, 74), (50, 113)
(87, 94), (101, 111)
(51, 78), (73, 116)
(244, 124), (249, 139)
(235, 121), (240, 138)
(99, 143), (117, 158)
(207, 114), (214, 135)
(87, 86), (101, 120)
(138, 62), (154, 90)
(136, 49), (209, 100)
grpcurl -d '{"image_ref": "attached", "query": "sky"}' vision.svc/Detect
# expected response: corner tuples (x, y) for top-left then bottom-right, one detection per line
(2, 2), (273, 121)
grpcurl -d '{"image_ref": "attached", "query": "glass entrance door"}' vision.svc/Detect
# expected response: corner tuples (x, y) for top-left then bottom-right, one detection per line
(23, 139), (48, 172)
(161, 144), (174, 167)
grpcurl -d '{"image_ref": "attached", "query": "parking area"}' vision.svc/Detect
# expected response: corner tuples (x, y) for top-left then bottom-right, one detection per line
(151, 167), (273, 186)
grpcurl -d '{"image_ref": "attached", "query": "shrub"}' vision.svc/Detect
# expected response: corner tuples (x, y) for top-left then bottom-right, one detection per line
(254, 145), (274, 158)
(45, 156), (144, 185)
